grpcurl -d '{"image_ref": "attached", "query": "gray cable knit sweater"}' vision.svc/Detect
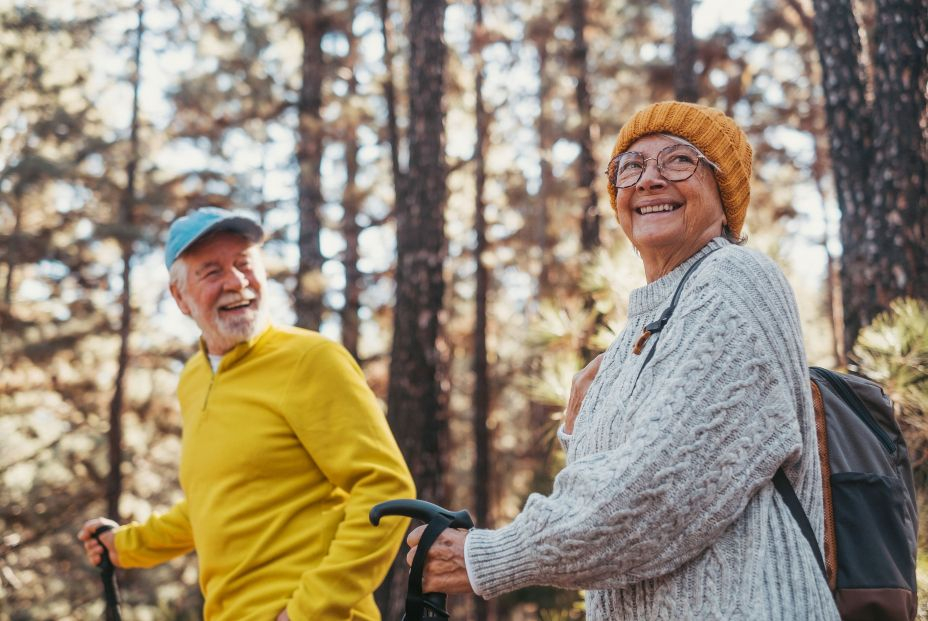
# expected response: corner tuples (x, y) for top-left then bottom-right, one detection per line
(465, 239), (840, 620)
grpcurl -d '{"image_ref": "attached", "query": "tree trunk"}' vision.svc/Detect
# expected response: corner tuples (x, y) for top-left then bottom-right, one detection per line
(866, 0), (928, 319)
(813, 0), (928, 353)
(472, 2), (494, 619)
(812, 0), (873, 353)
(374, 2), (406, 615)
(2, 202), (21, 307)
(672, 0), (698, 102)
(381, 0), (448, 617)
(536, 31), (554, 297)
(295, 0), (326, 331)
(569, 0), (599, 251)
(379, 0), (404, 212)
(341, 1), (361, 359)
(107, 4), (144, 521)
(526, 21), (561, 512)
(388, 0), (448, 508)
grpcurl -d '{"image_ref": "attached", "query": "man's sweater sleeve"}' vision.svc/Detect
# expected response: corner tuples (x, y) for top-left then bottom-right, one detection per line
(282, 341), (416, 620)
(114, 500), (195, 568)
(466, 259), (808, 597)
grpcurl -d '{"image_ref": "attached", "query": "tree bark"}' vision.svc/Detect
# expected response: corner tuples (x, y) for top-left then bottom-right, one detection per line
(341, 1), (361, 359)
(295, 0), (326, 331)
(374, 2), (406, 615)
(569, 0), (599, 251)
(812, 0), (873, 353)
(672, 0), (698, 102)
(387, 0), (448, 505)
(381, 0), (449, 617)
(472, 2), (494, 619)
(813, 0), (928, 353)
(867, 0), (928, 318)
(379, 0), (404, 212)
(107, 3), (144, 521)
(536, 31), (554, 297)
(2, 202), (21, 307)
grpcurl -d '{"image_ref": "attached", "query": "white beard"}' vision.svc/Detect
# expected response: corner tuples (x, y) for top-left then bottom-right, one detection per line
(192, 290), (270, 354)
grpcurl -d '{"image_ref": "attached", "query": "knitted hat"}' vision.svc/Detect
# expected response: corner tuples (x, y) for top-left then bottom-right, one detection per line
(607, 101), (753, 237)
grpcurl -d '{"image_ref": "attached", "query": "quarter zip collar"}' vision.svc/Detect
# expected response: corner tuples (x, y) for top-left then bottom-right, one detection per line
(197, 323), (274, 373)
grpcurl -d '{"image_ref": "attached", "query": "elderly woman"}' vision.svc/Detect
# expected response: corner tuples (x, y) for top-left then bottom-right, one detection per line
(408, 102), (839, 619)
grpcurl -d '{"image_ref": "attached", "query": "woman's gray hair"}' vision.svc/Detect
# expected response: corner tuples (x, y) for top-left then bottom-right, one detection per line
(722, 224), (747, 245)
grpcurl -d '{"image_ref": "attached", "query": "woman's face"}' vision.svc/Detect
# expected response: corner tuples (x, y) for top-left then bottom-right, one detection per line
(613, 134), (726, 274)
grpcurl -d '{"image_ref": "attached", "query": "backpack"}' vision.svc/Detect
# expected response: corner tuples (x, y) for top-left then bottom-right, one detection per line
(635, 249), (919, 620)
(775, 367), (919, 621)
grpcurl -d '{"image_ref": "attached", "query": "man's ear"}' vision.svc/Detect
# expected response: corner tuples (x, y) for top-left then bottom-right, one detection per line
(170, 282), (192, 316)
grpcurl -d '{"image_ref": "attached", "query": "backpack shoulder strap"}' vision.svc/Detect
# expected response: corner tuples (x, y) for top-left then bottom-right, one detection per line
(631, 247), (719, 390)
(773, 467), (828, 580)
(809, 377), (838, 590)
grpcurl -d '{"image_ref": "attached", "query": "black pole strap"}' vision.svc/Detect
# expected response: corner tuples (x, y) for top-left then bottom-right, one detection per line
(406, 514), (454, 619)
(91, 525), (122, 621)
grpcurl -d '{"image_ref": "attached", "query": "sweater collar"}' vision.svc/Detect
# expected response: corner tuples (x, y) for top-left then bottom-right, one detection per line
(197, 323), (275, 371)
(628, 237), (729, 317)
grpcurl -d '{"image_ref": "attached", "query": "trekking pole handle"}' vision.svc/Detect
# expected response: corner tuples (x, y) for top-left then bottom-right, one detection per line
(91, 524), (122, 621)
(370, 499), (474, 530)
(91, 525), (116, 571)
(370, 499), (474, 620)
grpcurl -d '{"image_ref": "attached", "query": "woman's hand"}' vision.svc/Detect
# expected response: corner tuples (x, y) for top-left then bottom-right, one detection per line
(406, 526), (474, 594)
(564, 353), (604, 434)
(77, 518), (122, 567)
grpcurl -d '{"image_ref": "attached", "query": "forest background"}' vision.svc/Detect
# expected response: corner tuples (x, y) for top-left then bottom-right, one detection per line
(2, 0), (927, 619)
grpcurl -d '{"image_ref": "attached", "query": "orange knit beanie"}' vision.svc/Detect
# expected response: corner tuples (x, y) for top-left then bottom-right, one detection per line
(607, 101), (753, 237)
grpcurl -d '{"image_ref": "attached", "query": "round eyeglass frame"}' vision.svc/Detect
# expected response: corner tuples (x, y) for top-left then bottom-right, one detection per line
(605, 144), (709, 190)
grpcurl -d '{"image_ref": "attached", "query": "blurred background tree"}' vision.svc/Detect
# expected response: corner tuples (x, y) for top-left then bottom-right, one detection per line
(1, 0), (925, 619)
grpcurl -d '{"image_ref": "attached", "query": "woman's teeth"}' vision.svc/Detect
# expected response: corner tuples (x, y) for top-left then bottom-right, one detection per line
(637, 203), (679, 214)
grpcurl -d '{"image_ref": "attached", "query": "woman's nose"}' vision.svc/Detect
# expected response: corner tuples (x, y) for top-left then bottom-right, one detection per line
(636, 159), (667, 190)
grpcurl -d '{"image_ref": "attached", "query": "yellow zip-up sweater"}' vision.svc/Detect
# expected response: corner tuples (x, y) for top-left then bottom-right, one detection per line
(115, 325), (415, 620)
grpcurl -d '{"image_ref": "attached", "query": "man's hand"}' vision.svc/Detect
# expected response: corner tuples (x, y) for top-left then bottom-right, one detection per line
(276, 609), (290, 621)
(406, 526), (474, 594)
(77, 518), (122, 568)
(564, 353), (604, 434)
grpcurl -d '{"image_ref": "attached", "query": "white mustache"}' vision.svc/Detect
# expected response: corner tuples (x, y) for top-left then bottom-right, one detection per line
(217, 290), (258, 309)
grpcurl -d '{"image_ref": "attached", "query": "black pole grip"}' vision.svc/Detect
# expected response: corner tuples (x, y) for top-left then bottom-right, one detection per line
(91, 525), (122, 621)
(370, 499), (474, 529)
(370, 499), (474, 621)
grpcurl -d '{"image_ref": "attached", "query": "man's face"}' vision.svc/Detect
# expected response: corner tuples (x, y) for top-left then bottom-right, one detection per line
(170, 232), (269, 355)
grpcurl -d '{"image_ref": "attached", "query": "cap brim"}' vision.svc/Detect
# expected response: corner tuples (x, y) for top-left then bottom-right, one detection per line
(173, 217), (264, 261)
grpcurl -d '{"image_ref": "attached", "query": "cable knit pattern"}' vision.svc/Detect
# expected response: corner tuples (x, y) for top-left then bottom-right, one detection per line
(465, 238), (839, 620)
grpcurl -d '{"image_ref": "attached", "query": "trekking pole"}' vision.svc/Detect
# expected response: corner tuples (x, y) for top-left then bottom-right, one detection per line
(91, 525), (123, 621)
(370, 499), (475, 621)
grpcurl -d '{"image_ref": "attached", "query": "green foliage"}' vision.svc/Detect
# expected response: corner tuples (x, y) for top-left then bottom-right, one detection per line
(853, 296), (928, 501)
(853, 297), (928, 416)
(523, 241), (636, 410)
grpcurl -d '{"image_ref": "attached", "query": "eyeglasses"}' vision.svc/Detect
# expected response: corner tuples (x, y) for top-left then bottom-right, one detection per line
(606, 143), (709, 189)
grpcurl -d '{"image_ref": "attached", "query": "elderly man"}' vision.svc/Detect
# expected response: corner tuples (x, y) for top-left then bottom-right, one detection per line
(79, 207), (414, 621)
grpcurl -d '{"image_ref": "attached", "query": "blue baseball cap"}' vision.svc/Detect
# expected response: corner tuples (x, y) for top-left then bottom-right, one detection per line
(165, 207), (264, 269)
